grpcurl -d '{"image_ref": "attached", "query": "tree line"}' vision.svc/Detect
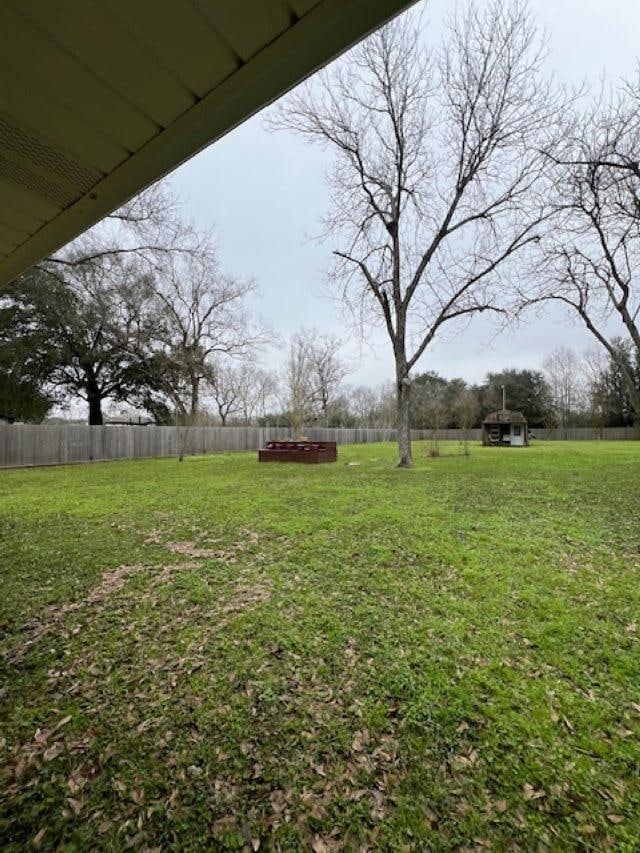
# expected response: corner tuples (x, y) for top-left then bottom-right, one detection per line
(259, 343), (639, 433)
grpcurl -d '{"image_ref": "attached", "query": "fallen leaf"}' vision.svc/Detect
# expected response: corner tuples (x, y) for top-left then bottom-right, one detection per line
(43, 743), (63, 762)
(607, 814), (625, 824)
(67, 797), (84, 816)
(523, 783), (545, 801)
(351, 730), (369, 752)
(53, 715), (72, 732)
(32, 828), (47, 848)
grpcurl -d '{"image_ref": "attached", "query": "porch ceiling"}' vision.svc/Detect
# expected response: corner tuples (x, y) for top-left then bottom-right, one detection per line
(0, 0), (414, 286)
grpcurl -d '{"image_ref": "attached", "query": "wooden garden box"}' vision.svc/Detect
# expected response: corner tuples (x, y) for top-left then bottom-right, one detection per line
(258, 440), (337, 464)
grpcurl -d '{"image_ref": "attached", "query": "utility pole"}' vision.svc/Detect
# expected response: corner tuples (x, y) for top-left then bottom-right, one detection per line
(502, 384), (506, 416)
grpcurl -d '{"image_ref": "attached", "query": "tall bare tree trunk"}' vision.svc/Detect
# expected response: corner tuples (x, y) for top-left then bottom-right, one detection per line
(396, 371), (413, 468)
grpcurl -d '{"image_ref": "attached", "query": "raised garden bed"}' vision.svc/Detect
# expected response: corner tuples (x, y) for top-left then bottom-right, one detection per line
(258, 440), (337, 464)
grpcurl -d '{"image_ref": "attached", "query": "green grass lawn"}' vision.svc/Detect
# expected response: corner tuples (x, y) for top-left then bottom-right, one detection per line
(1, 441), (639, 851)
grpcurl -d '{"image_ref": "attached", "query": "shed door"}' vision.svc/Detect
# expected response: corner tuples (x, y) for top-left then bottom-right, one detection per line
(511, 424), (524, 446)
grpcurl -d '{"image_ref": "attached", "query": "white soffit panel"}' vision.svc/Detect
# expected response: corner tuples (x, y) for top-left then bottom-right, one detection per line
(0, 0), (415, 285)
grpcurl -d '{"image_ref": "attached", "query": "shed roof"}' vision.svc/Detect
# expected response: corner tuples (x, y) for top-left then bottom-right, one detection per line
(0, 0), (414, 286)
(483, 410), (528, 425)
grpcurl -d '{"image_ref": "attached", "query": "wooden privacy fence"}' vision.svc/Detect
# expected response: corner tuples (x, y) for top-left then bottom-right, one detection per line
(0, 424), (636, 469)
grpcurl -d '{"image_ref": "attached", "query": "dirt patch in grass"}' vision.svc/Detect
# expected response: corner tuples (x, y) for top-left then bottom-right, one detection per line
(4, 562), (202, 666)
(142, 525), (264, 563)
(5, 526), (270, 668)
(165, 541), (236, 560)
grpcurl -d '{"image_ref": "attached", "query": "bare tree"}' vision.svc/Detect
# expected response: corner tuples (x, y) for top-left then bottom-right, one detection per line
(530, 73), (640, 423)
(582, 347), (610, 437)
(282, 329), (350, 434)
(251, 369), (280, 425)
(236, 366), (279, 425)
(283, 333), (318, 437)
(452, 387), (479, 454)
(208, 363), (243, 426)
(150, 246), (270, 420)
(377, 381), (398, 433)
(424, 397), (447, 457)
(208, 361), (278, 425)
(269, 2), (561, 465)
(350, 384), (378, 427)
(304, 329), (351, 426)
(45, 181), (204, 272)
(542, 346), (582, 430)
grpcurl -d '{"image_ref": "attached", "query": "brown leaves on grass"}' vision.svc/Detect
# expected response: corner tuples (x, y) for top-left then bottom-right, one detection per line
(5, 562), (197, 664)
(523, 783), (546, 801)
(32, 828), (47, 847)
(199, 653), (404, 848)
(219, 582), (272, 614)
(5, 524), (268, 668)
(351, 729), (370, 753)
(2, 713), (97, 795)
(7, 508), (633, 849)
(1, 519), (278, 846)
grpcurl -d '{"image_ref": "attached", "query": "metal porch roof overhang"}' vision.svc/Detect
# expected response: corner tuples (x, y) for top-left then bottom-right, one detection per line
(0, 0), (414, 287)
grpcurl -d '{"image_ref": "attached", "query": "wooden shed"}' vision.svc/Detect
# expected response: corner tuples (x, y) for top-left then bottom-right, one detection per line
(482, 410), (529, 447)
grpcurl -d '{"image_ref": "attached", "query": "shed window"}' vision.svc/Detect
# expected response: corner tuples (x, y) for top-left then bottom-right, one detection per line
(513, 425), (521, 436)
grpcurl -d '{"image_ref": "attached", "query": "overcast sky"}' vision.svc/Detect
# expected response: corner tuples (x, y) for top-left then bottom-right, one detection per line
(168, 0), (640, 388)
